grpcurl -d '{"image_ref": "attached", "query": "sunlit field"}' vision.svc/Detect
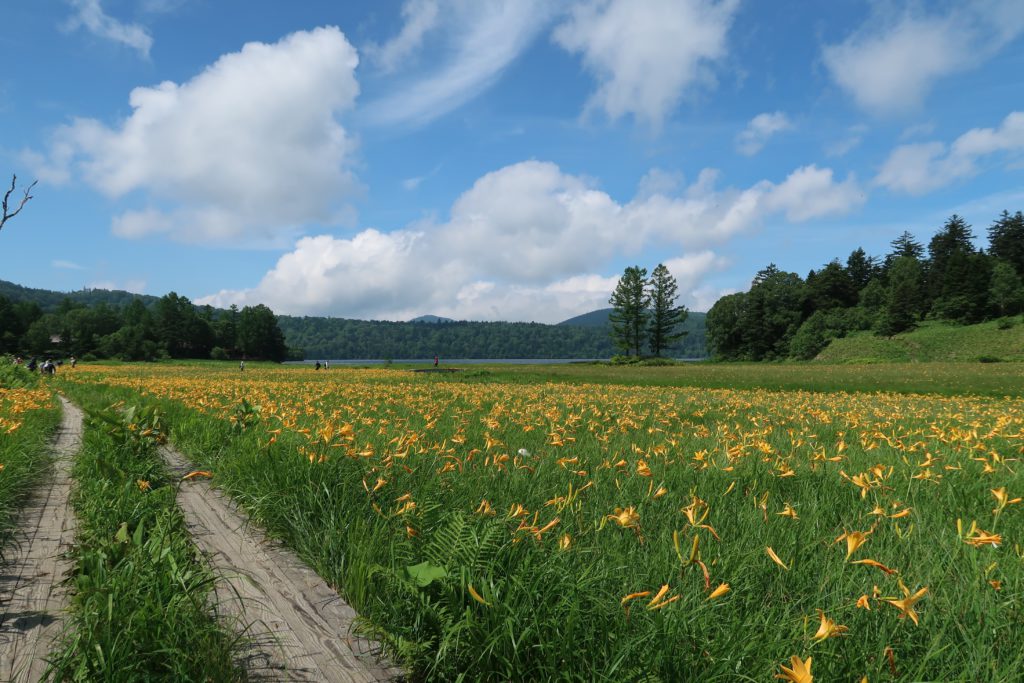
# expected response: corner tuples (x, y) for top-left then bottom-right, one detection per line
(61, 363), (1024, 681)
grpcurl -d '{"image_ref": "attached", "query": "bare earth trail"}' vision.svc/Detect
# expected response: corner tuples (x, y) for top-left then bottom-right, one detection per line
(0, 397), (81, 683)
(161, 444), (403, 682)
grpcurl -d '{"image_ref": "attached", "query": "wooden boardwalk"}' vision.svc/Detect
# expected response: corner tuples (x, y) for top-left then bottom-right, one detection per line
(161, 444), (403, 682)
(0, 397), (81, 683)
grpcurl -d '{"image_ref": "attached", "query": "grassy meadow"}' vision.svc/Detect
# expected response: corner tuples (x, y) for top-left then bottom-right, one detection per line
(55, 361), (1024, 681)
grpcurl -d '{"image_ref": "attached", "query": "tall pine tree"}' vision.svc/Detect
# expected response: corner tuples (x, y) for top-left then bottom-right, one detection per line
(646, 264), (688, 357)
(609, 266), (649, 357)
(988, 210), (1024, 276)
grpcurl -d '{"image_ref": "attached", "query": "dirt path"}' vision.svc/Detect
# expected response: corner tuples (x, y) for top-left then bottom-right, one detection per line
(0, 397), (81, 683)
(161, 444), (403, 682)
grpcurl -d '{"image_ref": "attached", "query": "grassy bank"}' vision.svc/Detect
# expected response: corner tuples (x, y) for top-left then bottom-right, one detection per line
(61, 364), (1024, 681)
(48, 383), (243, 681)
(818, 317), (1024, 364)
(0, 363), (59, 556)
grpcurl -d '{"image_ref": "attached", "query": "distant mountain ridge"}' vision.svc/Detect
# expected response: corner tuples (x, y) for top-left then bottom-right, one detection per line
(408, 315), (455, 323)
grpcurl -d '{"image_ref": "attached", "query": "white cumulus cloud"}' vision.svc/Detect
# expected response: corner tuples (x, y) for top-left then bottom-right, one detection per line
(30, 27), (361, 245)
(735, 112), (793, 156)
(823, 1), (1024, 115)
(875, 111), (1024, 194)
(553, 0), (739, 128)
(200, 159), (863, 321)
(762, 165), (866, 222)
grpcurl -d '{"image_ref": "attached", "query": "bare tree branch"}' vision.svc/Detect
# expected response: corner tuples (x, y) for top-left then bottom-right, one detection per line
(1, 174), (37, 233)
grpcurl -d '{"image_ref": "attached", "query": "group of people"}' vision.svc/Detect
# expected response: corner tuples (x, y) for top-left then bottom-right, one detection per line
(12, 355), (75, 374)
(314, 360), (330, 370)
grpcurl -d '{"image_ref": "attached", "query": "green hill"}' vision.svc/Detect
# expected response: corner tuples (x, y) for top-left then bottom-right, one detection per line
(0, 279), (160, 311)
(558, 308), (615, 326)
(817, 318), (1024, 363)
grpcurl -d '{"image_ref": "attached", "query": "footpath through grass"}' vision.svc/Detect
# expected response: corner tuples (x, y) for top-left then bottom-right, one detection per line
(60, 363), (1024, 681)
(48, 383), (244, 682)
(0, 362), (59, 557)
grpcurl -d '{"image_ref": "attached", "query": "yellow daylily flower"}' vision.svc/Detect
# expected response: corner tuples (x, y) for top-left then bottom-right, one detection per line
(884, 582), (927, 626)
(467, 584), (490, 606)
(777, 503), (799, 520)
(708, 583), (730, 600)
(607, 506), (640, 529)
(851, 558), (898, 575)
(775, 655), (812, 683)
(766, 546), (789, 570)
(811, 610), (848, 642)
(835, 530), (870, 559)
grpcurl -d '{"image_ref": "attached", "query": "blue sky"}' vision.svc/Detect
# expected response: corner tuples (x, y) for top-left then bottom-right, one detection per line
(1, 0), (1022, 322)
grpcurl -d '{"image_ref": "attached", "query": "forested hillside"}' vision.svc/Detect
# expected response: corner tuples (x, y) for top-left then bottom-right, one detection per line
(706, 210), (1024, 360)
(0, 279), (709, 360)
(277, 314), (708, 360)
(0, 285), (287, 362)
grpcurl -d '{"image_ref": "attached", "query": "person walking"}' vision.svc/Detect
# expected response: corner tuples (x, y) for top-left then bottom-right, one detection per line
(240, 360), (245, 372)
(434, 355), (439, 367)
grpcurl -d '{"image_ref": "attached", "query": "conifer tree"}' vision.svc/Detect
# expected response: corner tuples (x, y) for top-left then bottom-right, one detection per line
(646, 264), (688, 357)
(608, 266), (649, 356)
(988, 210), (1024, 276)
(878, 256), (922, 336)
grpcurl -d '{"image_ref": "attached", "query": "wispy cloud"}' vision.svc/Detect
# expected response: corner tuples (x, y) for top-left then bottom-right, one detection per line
(875, 111), (1024, 194)
(63, 0), (153, 58)
(52, 259), (85, 270)
(361, 0), (556, 128)
(363, 0), (440, 73)
(402, 163), (442, 190)
(825, 124), (868, 157)
(823, 1), (1024, 115)
(735, 111), (792, 156)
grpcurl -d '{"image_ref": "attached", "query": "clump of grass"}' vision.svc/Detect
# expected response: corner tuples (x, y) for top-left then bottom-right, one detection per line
(46, 396), (244, 682)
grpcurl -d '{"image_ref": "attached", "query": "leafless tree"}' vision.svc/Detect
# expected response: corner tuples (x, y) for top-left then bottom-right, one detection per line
(1, 175), (37, 233)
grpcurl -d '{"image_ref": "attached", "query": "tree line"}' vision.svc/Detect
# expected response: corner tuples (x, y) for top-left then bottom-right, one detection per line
(0, 292), (289, 362)
(608, 264), (690, 357)
(706, 210), (1024, 360)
